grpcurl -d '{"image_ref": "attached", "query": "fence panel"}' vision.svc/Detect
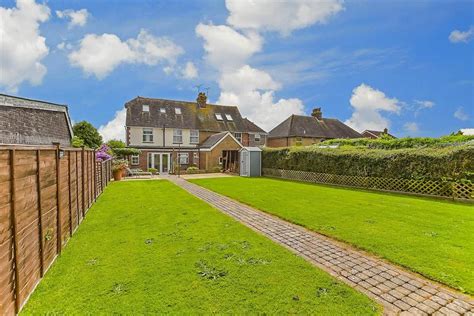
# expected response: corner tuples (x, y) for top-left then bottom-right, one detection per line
(263, 168), (474, 201)
(0, 145), (112, 315)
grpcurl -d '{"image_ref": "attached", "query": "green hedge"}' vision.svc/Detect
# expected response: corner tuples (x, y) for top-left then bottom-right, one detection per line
(262, 145), (474, 181)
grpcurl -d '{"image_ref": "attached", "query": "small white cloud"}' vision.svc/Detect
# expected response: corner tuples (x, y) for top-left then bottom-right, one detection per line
(404, 122), (419, 133)
(345, 84), (402, 132)
(454, 107), (470, 121)
(181, 61), (198, 79)
(226, 0), (344, 36)
(69, 29), (184, 79)
(56, 8), (89, 28)
(0, 0), (51, 93)
(163, 66), (174, 75)
(449, 26), (474, 43)
(414, 100), (434, 109)
(98, 108), (126, 141)
(56, 41), (73, 50)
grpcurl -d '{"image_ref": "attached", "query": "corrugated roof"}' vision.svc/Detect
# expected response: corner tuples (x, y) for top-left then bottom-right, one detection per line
(269, 114), (362, 139)
(125, 96), (264, 133)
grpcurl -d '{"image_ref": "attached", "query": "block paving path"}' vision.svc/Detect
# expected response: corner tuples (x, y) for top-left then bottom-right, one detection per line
(169, 177), (474, 315)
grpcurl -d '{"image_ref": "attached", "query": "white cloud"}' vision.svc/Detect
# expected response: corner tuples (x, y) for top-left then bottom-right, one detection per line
(345, 84), (402, 132)
(404, 122), (419, 134)
(57, 41), (73, 50)
(0, 0), (50, 93)
(56, 8), (89, 28)
(219, 65), (281, 93)
(181, 61), (198, 79)
(454, 107), (470, 121)
(226, 0), (343, 36)
(414, 100), (434, 109)
(69, 29), (184, 79)
(449, 27), (474, 43)
(98, 108), (126, 141)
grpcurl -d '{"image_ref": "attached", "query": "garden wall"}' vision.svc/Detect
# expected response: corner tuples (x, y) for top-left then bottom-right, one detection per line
(0, 145), (112, 315)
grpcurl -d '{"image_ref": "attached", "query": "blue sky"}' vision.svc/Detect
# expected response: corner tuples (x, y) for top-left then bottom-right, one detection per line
(1, 0), (473, 140)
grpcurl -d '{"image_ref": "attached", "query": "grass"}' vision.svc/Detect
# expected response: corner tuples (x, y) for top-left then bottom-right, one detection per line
(22, 180), (379, 314)
(190, 177), (474, 295)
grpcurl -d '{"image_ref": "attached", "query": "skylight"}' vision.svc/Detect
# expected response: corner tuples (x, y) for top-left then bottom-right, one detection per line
(160, 108), (166, 113)
(175, 108), (182, 114)
(142, 104), (149, 112)
(215, 113), (223, 120)
(225, 114), (233, 121)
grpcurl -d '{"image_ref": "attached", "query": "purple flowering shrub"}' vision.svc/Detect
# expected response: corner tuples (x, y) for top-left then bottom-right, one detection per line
(96, 144), (112, 162)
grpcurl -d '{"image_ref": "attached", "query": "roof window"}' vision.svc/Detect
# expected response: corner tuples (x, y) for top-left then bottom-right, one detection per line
(160, 108), (166, 113)
(142, 104), (149, 112)
(175, 108), (182, 114)
(215, 113), (223, 120)
(225, 114), (233, 121)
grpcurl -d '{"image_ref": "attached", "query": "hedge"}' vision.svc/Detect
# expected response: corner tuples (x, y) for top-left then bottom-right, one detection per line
(262, 145), (474, 181)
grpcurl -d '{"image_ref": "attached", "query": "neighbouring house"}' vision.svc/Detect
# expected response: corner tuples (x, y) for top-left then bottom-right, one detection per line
(125, 92), (267, 173)
(267, 108), (362, 147)
(459, 128), (474, 136)
(361, 128), (396, 139)
(0, 94), (73, 146)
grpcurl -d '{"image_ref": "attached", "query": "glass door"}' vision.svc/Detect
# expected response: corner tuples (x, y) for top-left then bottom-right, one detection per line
(153, 153), (161, 172)
(162, 154), (169, 173)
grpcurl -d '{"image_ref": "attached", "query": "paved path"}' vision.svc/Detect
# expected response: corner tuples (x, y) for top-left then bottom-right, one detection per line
(169, 177), (473, 315)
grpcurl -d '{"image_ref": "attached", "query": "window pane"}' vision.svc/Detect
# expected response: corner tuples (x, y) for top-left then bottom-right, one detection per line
(143, 105), (149, 112)
(160, 108), (166, 113)
(175, 108), (182, 114)
(225, 114), (233, 121)
(215, 113), (223, 120)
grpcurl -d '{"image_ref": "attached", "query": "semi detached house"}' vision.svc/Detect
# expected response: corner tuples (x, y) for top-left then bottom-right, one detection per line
(125, 93), (267, 173)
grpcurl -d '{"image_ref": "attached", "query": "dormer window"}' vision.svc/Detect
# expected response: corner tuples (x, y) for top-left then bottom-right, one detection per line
(143, 104), (149, 112)
(225, 114), (233, 121)
(160, 108), (166, 113)
(175, 108), (182, 114)
(215, 113), (223, 120)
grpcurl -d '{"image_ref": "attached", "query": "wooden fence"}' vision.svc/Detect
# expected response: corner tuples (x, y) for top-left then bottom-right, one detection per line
(0, 145), (112, 315)
(263, 168), (474, 201)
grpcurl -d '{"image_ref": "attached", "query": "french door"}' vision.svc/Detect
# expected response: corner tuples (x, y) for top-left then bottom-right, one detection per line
(148, 153), (171, 174)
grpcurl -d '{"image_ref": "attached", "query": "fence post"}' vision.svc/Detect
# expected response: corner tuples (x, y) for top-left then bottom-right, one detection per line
(54, 143), (62, 255)
(81, 146), (86, 218)
(67, 151), (73, 237)
(36, 150), (45, 277)
(9, 149), (21, 314)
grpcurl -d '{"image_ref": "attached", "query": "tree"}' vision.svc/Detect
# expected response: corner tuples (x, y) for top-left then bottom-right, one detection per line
(106, 139), (126, 149)
(71, 136), (84, 148)
(72, 121), (103, 149)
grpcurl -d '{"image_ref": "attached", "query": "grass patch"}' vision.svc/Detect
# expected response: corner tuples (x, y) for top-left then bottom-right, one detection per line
(190, 177), (474, 294)
(22, 180), (378, 314)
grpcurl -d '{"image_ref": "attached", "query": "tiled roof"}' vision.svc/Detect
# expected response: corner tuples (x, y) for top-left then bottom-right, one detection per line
(200, 132), (229, 148)
(125, 96), (265, 133)
(269, 114), (362, 139)
(242, 118), (267, 134)
(362, 130), (396, 138)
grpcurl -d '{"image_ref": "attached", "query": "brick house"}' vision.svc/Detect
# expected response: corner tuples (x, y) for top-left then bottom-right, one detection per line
(0, 94), (73, 146)
(361, 128), (396, 139)
(125, 93), (267, 173)
(267, 108), (362, 147)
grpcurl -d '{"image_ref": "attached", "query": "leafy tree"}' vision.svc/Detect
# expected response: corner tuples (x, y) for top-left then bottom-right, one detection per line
(106, 139), (126, 149)
(71, 136), (84, 148)
(73, 121), (103, 149)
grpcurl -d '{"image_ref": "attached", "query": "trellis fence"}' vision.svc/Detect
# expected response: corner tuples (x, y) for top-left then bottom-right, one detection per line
(0, 145), (112, 315)
(263, 168), (474, 201)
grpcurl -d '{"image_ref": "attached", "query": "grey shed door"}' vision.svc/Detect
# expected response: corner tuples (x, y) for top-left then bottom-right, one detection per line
(241, 151), (249, 176)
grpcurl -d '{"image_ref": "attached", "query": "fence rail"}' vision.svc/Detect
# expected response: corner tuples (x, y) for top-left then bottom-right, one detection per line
(0, 145), (112, 315)
(262, 168), (474, 201)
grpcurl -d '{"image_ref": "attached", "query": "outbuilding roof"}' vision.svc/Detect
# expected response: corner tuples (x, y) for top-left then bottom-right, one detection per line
(269, 114), (362, 139)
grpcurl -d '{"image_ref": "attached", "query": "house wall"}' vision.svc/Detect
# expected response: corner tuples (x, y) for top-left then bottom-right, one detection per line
(248, 133), (266, 147)
(130, 149), (200, 172)
(128, 127), (199, 148)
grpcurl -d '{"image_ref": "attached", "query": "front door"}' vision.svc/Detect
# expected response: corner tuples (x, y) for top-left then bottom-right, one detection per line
(149, 153), (171, 174)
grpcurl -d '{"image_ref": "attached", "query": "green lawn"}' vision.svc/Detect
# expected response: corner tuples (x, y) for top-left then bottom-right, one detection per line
(22, 180), (379, 315)
(190, 177), (474, 295)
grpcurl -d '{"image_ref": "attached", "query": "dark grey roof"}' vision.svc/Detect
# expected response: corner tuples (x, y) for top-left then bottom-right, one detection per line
(242, 118), (267, 134)
(269, 114), (362, 139)
(0, 94), (73, 146)
(125, 97), (265, 133)
(362, 130), (396, 139)
(200, 132), (229, 149)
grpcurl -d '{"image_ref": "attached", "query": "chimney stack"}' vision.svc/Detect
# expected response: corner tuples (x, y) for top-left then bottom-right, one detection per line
(311, 107), (322, 120)
(383, 128), (388, 134)
(197, 92), (207, 108)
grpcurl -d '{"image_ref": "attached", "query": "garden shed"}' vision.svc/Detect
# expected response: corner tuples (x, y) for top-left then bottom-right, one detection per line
(239, 147), (262, 177)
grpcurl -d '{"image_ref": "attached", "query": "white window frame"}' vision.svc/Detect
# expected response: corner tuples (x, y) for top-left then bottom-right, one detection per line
(143, 104), (149, 112)
(160, 108), (166, 113)
(225, 114), (233, 121)
(215, 113), (223, 120)
(143, 128), (153, 143)
(190, 130), (199, 144)
(175, 108), (182, 114)
(219, 156), (223, 165)
(254, 134), (261, 141)
(131, 155), (139, 165)
(178, 153), (189, 165)
(173, 129), (183, 144)
(234, 132), (242, 143)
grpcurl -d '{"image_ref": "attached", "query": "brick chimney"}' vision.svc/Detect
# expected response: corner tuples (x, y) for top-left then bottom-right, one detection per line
(311, 107), (322, 120)
(196, 92), (207, 108)
(383, 128), (388, 134)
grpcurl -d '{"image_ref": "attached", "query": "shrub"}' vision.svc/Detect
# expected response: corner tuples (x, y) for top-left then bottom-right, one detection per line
(262, 145), (474, 181)
(148, 168), (158, 174)
(186, 166), (200, 174)
(208, 166), (222, 173)
(112, 159), (129, 172)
